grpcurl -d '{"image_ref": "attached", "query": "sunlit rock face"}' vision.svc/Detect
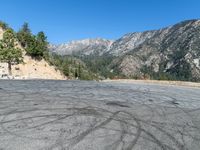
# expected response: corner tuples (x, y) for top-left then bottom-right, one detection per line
(49, 38), (113, 56)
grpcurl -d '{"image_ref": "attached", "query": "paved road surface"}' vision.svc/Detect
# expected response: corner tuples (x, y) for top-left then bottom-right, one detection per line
(0, 80), (200, 150)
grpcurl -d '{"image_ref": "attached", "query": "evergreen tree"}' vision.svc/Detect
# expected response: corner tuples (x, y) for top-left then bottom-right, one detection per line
(17, 22), (32, 48)
(78, 62), (81, 78)
(37, 31), (47, 44)
(0, 21), (9, 30)
(36, 31), (48, 56)
(62, 62), (69, 76)
(75, 68), (78, 78)
(25, 35), (43, 57)
(21, 22), (31, 33)
(17, 23), (48, 58)
(0, 29), (22, 75)
(26, 31), (48, 58)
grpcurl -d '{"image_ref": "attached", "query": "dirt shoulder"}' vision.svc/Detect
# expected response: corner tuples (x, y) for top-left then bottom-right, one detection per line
(102, 79), (200, 88)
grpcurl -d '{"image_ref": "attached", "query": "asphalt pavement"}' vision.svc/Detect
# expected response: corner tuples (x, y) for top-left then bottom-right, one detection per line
(0, 80), (200, 150)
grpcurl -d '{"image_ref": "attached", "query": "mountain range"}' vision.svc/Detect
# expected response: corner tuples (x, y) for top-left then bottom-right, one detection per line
(50, 19), (200, 81)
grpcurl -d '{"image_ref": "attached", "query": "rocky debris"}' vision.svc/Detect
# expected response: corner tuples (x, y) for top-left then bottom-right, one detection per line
(0, 63), (8, 78)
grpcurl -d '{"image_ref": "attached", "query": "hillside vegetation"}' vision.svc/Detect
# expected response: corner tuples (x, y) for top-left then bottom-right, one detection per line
(50, 19), (200, 82)
(0, 21), (66, 79)
(0, 21), (96, 80)
(1, 20), (200, 81)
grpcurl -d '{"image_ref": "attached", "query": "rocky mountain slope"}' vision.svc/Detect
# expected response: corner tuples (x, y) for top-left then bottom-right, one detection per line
(115, 19), (200, 81)
(0, 27), (66, 80)
(108, 31), (158, 56)
(51, 19), (200, 81)
(49, 38), (113, 56)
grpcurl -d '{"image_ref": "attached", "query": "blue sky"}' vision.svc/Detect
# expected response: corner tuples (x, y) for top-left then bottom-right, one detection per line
(0, 0), (199, 44)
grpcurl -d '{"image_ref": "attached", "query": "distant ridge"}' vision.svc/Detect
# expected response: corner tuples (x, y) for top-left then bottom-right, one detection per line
(50, 19), (200, 81)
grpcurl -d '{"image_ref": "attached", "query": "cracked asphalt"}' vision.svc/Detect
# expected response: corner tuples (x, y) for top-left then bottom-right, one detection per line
(0, 80), (200, 150)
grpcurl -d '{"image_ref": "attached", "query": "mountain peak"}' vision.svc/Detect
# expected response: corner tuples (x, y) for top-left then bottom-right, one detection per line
(49, 38), (113, 56)
(50, 19), (200, 57)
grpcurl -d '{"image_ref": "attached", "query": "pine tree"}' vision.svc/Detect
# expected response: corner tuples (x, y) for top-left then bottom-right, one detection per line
(78, 62), (81, 78)
(17, 22), (32, 48)
(0, 21), (9, 30)
(0, 29), (23, 75)
(25, 35), (43, 57)
(36, 31), (48, 57)
(17, 23), (49, 58)
(75, 68), (78, 78)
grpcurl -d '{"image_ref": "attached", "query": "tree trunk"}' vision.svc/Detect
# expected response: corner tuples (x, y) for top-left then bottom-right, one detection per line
(8, 62), (12, 76)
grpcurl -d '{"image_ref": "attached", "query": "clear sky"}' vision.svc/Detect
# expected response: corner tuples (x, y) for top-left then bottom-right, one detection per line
(0, 0), (199, 44)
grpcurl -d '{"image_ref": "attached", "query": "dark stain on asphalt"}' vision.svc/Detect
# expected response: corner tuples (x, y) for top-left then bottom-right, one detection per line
(106, 101), (130, 108)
